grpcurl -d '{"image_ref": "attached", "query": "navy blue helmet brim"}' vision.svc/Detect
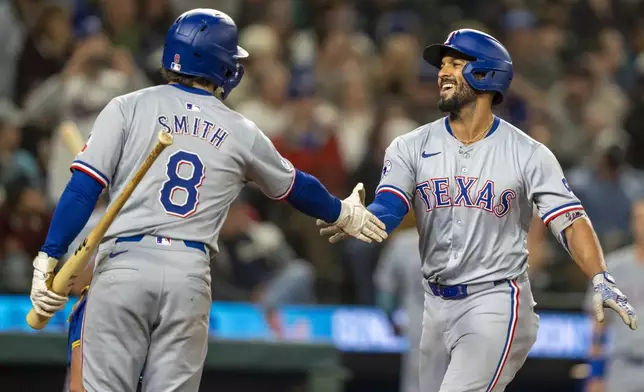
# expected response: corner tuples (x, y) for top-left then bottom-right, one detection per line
(423, 44), (475, 69)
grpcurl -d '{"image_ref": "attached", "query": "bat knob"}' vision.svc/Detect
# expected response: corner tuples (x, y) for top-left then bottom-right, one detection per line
(158, 131), (174, 146)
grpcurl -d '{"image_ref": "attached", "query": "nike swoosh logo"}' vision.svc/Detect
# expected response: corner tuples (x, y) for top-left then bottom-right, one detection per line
(422, 151), (441, 158)
(108, 250), (129, 258)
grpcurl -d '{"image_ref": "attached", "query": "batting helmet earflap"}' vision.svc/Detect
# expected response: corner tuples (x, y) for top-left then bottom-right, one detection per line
(162, 9), (248, 99)
(423, 29), (513, 105)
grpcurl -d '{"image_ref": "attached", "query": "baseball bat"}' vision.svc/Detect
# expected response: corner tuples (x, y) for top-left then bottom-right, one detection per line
(26, 130), (174, 330)
(59, 121), (86, 154)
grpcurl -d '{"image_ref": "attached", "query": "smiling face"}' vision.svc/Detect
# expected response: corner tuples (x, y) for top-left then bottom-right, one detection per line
(437, 52), (477, 113)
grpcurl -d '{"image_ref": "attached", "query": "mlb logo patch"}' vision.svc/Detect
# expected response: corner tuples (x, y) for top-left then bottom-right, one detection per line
(156, 237), (172, 246)
(186, 103), (201, 112)
(171, 53), (181, 71)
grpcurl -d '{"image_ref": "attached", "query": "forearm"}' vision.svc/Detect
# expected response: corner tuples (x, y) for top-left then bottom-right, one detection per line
(286, 170), (342, 223)
(41, 170), (104, 259)
(564, 218), (607, 278)
(367, 192), (408, 234)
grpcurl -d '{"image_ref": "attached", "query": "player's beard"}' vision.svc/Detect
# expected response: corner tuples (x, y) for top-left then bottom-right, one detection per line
(437, 82), (477, 113)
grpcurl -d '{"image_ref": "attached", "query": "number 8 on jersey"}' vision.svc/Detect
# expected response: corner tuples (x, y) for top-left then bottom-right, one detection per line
(159, 150), (205, 218)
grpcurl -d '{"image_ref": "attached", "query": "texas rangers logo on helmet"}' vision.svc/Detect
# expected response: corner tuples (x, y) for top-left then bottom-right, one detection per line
(171, 53), (182, 71)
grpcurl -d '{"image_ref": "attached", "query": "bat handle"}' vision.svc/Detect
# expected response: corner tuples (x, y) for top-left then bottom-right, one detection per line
(26, 309), (51, 330)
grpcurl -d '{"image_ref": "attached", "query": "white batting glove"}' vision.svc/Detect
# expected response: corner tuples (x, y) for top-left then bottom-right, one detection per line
(592, 272), (637, 330)
(30, 252), (68, 318)
(316, 183), (388, 244)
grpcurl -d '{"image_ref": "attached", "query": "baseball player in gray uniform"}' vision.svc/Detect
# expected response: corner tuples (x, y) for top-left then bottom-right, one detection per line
(585, 199), (644, 392)
(28, 9), (386, 392)
(319, 29), (637, 392)
(375, 214), (424, 392)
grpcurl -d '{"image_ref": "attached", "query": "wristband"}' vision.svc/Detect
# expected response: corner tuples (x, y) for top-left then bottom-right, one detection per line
(588, 357), (606, 378)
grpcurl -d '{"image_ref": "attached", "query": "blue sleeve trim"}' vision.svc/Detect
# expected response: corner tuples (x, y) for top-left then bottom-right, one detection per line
(286, 170), (342, 223)
(541, 201), (583, 223)
(368, 192), (408, 234)
(41, 170), (103, 259)
(376, 184), (411, 211)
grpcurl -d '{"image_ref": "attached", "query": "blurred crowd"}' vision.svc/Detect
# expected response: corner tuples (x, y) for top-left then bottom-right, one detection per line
(0, 0), (643, 311)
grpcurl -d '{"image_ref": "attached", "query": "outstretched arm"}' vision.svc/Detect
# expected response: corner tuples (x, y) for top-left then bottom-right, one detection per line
(244, 130), (386, 243)
(525, 144), (637, 330)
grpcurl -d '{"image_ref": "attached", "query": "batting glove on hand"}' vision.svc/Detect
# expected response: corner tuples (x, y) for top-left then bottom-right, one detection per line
(592, 272), (637, 330)
(30, 252), (68, 318)
(316, 183), (388, 244)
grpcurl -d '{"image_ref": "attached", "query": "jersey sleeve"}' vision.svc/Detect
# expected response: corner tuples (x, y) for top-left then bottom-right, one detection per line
(70, 98), (127, 187)
(245, 130), (296, 200)
(523, 144), (585, 232)
(375, 137), (416, 212)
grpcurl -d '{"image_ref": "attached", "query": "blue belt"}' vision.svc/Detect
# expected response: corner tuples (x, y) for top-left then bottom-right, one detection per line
(115, 235), (206, 254)
(427, 278), (509, 299)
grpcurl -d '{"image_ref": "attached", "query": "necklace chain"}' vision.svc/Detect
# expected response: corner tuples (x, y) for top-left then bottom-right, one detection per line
(457, 121), (493, 145)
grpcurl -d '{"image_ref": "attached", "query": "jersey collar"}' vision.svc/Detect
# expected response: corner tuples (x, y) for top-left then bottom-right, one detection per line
(169, 83), (213, 96)
(444, 115), (501, 140)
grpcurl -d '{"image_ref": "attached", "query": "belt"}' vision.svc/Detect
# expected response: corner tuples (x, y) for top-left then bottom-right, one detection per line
(427, 278), (510, 299)
(115, 235), (206, 254)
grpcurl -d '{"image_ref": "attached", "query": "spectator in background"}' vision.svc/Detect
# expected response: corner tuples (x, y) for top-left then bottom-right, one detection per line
(18, 17), (151, 202)
(226, 23), (281, 108)
(502, 8), (561, 91)
(14, 3), (74, 108)
(584, 199), (644, 392)
(545, 63), (598, 169)
(0, 0), (45, 100)
(100, 0), (141, 54)
(0, 100), (41, 191)
(407, 60), (441, 125)
(374, 213), (423, 392)
(335, 62), (375, 175)
(236, 60), (290, 139)
(567, 130), (644, 252)
(623, 73), (644, 170)
(212, 195), (315, 336)
(375, 31), (420, 97)
(0, 175), (50, 293)
(137, 0), (177, 84)
(271, 65), (345, 301)
(342, 97), (417, 305)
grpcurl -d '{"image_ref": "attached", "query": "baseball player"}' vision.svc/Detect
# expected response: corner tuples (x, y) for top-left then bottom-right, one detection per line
(585, 199), (644, 392)
(374, 214), (424, 392)
(28, 9), (386, 392)
(318, 29), (637, 391)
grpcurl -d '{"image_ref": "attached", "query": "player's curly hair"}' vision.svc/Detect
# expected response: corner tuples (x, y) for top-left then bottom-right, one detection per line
(160, 68), (216, 91)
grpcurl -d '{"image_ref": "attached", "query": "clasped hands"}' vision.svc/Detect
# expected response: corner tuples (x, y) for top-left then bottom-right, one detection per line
(316, 183), (387, 244)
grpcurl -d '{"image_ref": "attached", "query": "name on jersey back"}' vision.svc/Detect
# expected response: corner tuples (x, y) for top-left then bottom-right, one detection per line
(157, 114), (228, 149)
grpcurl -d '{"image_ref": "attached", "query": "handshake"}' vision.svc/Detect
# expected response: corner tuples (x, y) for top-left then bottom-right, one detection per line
(316, 183), (388, 244)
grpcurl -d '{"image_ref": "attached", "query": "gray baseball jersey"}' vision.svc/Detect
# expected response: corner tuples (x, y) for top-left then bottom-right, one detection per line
(585, 245), (644, 355)
(71, 84), (295, 254)
(374, 228), (424, 392)
(584, 246), (644, 391)
(377, 116), (583, 285)
(375, 228), (425, 344)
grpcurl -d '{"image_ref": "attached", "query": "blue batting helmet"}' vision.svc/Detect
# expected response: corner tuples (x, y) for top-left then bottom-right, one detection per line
(162, 9), (248, 99)
(423, 29), (513, 105)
